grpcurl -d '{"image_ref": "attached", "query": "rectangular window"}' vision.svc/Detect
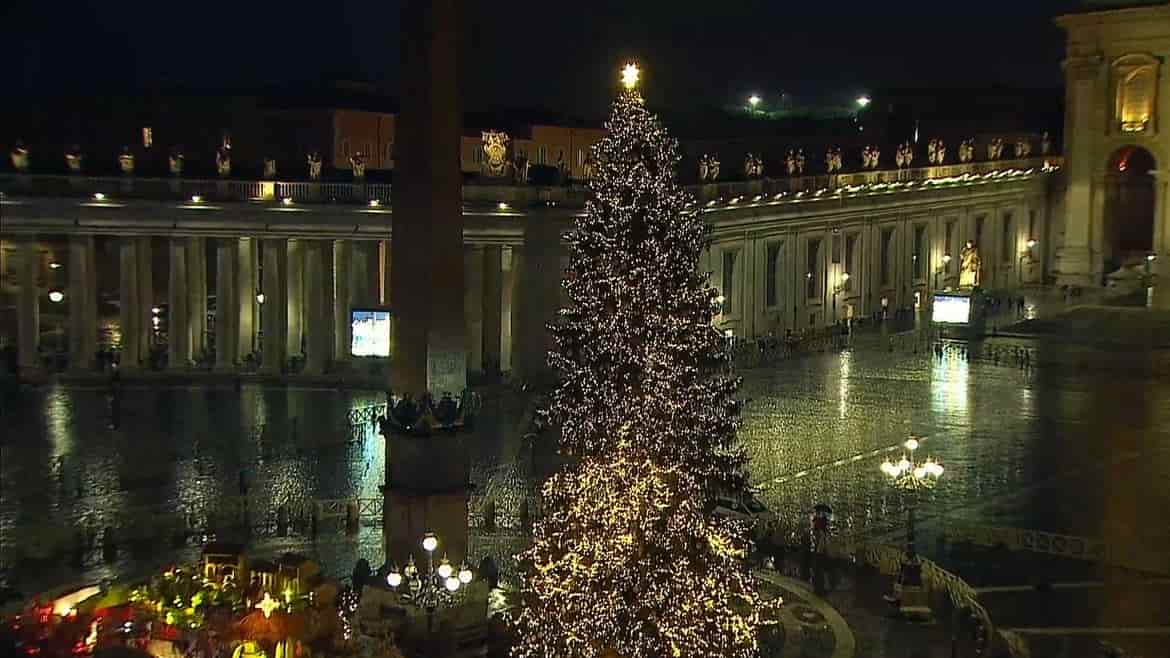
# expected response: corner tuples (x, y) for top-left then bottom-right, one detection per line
(831, 234), (842, 264)
(881, 228), (894, 285)
(722, 250), (738, 314)
(1002, 213), (1014, 263)
(1028, 209), (1036, 240)
(975, 215), (986, 249)
(766, 242), (782, 308)
(913, 225), (926, 279)
(142, 127), (153, 149)
(844, 234), (856, 291)
(806, 238), (821, 299)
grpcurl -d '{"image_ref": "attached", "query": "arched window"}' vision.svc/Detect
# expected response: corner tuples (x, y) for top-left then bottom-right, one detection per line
(1113, 54), (1159, 134)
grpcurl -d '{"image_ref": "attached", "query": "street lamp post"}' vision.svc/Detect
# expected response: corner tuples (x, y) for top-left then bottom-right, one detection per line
(386, 532), (474, 636)
(880, 438), (943, 613)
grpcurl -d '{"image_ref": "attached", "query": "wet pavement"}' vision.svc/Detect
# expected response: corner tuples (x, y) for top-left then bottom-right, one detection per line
(2, 302), (1169, 654)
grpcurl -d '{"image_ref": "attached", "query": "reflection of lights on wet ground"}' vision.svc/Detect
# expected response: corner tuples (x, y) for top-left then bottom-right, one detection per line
(931, 351), (969, 422)
(838, 350), (852, 420)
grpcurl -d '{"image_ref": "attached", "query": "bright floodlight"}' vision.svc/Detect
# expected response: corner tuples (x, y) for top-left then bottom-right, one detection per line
(191, 195), (202, 203)
(621, 63), (640, 90)
(748, 94), (761, 107)
(1026, 239), (1037, 248)
(842, 272), (851, 281)
(422, 533), (438, 553)
(93, 193), (106, 201)
(856, 95), (871, 108)
(1147, 253), (1157, 262)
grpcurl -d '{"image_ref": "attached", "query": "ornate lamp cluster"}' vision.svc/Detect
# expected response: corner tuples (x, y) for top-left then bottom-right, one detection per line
(385, 533), (474, 614)
(880, 437), (944, 491)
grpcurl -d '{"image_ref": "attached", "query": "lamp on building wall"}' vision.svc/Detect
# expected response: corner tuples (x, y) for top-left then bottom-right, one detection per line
(256, 291), (266, 305)
(48, 289), (65, 303)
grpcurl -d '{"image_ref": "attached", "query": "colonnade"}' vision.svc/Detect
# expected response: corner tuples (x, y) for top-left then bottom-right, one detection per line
(3, 234), (559, 383)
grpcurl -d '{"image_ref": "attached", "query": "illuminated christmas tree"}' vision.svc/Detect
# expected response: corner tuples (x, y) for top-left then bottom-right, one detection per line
(513, 64), (773, 658)
(512, 457), (772, 658)
(547, 63), (746, 494)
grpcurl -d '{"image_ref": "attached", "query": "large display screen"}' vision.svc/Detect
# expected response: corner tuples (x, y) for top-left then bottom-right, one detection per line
(933, 295), (971, 325)
(351, 309), (391, 357)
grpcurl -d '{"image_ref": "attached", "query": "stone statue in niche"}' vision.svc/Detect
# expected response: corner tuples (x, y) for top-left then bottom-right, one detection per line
(118, 146), (135, 175)
(481, 131), (510, 177)
(65, 144), (83, 174)
(263, 157), (277, 179)
(350, 152), (366, 180)
(959, 241), (981, 289)
(825, 147), (842, 173)
(10, 140), (29, 172)
(216, 147), (231, 177)
(169, 148), (185, 176)
(307, 151), (322, 181)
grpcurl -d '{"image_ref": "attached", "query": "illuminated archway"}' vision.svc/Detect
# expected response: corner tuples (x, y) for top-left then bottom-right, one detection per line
(1102, 146), (1156, 270)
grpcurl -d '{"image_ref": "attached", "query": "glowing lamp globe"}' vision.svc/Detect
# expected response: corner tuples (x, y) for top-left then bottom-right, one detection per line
(903, 438), (920, 452)
(437, 557), (453, 580)
(386, 571), (402, 588)
(444, 577), (460, 592)
(421, 533), (438, 553)
(458, 566), (473, 584)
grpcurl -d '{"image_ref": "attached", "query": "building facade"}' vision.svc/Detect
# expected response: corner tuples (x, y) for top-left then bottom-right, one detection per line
(1055, 1), (1169, 291)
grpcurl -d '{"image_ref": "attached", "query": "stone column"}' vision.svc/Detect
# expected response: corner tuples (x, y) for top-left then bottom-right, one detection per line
(215, 238), (239, 370)
(287, 239), (305, 361)
(334, 240), (352, 361)
(1055, 57), (1101, 286)
(261, 239), (288, 373)
(119, 238), (153, 369)
(237, 238), (257, 360)
(464, 245), (485, 375)
(68, 235), (98, 371)
(168, 238), (190, 369)
(501, 246), (517, 374)
(350, 241), (373, 309)
(1152, 170), (1170, 309)
(389, 0), (466, 396)
(515, 219), (562, 382)
(17, 239), (41, 373)
(483, 245), (503, 376)
(187, 238), (208, 361)
(303, 240), (329, 375)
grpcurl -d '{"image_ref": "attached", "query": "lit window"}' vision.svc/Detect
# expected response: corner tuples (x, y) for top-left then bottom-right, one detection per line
(1113, 55), (1158, 134)
(142, 127), (153, 149)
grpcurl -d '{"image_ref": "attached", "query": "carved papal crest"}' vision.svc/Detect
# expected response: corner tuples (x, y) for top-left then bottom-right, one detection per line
(482, 131), (510, 177)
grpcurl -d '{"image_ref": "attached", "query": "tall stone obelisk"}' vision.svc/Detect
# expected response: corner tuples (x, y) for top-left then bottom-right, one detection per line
(391, 0), (467, 397)
(385, 0), (472, 578)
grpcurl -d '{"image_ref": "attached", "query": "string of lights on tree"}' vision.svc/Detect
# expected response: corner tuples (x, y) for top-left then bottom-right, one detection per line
(513, 63), (777, 658)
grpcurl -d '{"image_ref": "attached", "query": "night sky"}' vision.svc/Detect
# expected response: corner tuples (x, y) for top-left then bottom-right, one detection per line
(9, 0), (1080, 118)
